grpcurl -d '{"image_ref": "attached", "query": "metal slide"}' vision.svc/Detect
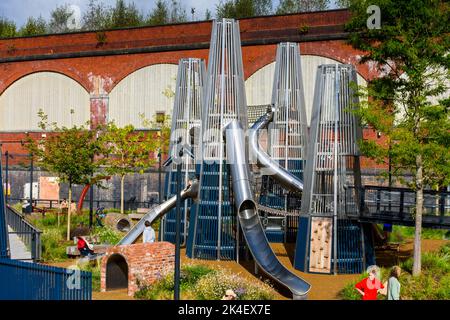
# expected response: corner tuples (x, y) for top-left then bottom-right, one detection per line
(225, 120), (311, 299)
(118, 181), (199, 245)
(248, 108), (304, 192)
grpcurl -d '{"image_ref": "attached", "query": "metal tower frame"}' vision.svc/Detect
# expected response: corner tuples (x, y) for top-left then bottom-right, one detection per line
(187, 18), (248, 260)
(294, 64), (372, 274)
(259, 42), (308, 243)
(161, 58), (206, 245)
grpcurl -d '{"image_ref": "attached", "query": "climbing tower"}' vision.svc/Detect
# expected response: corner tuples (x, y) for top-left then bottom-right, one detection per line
(259, 42), (308, 243)
(161, 58), (206, 245)
(186, 19), (248, 260)
(294, 64), (374, 274)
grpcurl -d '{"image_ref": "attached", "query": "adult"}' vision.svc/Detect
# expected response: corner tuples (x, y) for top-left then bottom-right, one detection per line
(386, 266), (401, 300)
(221, 289), (237, 300)
(355, 266), (385, 300)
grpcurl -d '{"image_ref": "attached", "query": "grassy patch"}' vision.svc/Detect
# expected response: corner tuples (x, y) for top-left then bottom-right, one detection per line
(134, 264), (275, 300)
(389, 225), (449, 243)
(340, 243), (450, 300)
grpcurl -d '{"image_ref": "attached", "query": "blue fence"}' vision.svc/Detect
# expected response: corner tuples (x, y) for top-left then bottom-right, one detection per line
(0, 159), (10, 258)
(0, 258), (92, 300)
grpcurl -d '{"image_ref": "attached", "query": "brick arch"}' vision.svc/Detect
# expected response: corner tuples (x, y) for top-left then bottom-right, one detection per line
(108, 62), (178, 93)
(0, 67), (91, 95)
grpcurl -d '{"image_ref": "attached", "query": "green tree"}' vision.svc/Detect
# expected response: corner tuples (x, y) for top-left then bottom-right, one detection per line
(276, 0), (329, 14)
(205, 9), (213, 20)
(82, 0), (111, 31)
(216, 0), (273, 19)
(168, 0), (188, 23)
(48, 4), (73, 33)
(98, 122), (157, 214)
(26, 110), (101, 241)
(346, 0), (450, 276)
(108, 0), (143, 28)
(0, 17), (17, 38)
(147, 0), (170, 25)
(19, 16), (47, 36)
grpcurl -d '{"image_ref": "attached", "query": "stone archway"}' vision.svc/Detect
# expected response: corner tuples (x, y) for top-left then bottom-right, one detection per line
(106, 254), (128, 291)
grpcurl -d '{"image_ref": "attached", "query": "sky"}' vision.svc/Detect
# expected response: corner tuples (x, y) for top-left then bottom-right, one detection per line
(0, 0), (221, 27)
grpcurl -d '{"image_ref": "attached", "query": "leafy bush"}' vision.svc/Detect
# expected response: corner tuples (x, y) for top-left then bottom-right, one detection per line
(135, 264), (275, 300)
(93, 226), (122, 245)
(390, 225), (449, 242)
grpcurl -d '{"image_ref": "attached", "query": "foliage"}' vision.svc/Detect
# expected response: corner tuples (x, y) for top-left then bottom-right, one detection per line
(0, 17), (17, 38)
(216, 0), (273, 19)
(276, 0), (329, 14)
(389, 225), (450, 243)
(40, 228), (71, 262)
(82, 0), (112, 31)
(19, 16), (47, 36)
(135, 264), (275, 300)
(48, 4), (74, 33)
(139, 113), (172, 159)
(146, 0), (188, 26)
(26, 109), (101, 240)
(345, 0), (450, 276)
(97, 122), (157, 213)
(108, 0), (144, 29)
(92, 226), (122, 245)
(341, 243), (450, 300)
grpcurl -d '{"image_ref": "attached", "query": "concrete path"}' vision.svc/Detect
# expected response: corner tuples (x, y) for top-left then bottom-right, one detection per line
(8, 226), (32, 261)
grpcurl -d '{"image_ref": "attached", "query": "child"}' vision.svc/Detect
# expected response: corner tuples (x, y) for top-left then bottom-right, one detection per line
(355, 266), (385, 300)
(143, 220), (155, 243)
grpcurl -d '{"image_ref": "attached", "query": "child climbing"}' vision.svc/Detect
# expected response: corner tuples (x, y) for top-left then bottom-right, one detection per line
(77, 236), (94, 257)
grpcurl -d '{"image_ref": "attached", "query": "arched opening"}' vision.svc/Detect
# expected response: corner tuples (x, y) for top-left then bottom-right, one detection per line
(106, 254), (128, 291)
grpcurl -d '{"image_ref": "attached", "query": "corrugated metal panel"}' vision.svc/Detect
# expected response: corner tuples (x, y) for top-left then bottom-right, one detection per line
(0, 72), (90, 132)
(245, 56), (367, 125)
(108, 64), (178, 128)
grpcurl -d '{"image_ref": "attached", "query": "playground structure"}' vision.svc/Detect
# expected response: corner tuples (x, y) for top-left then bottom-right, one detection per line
(1, 16), (449, 301)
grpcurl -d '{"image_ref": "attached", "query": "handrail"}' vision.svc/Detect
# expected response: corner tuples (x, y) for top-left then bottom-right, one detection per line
(5, 205), (41, 261)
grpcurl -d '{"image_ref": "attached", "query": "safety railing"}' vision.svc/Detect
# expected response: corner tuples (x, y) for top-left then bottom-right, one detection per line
(5, 205), (41, 261)
(0, 258), (92, 300)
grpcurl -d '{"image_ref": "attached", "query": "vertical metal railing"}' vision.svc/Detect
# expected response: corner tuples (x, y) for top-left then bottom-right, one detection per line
(5, 205), (41, 262)
(0, 258), (91, 300)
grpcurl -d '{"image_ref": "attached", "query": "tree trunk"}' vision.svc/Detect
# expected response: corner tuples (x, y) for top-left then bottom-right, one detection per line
(120, 175), (125, 214)
(66, 185), (72, 241)
(412, 154), (423, 276)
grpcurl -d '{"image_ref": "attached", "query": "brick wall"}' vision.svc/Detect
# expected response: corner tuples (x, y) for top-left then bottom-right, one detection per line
(101, 242), (174, 296)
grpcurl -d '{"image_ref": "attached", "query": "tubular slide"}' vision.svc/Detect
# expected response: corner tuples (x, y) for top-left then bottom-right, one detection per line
(118, 180), (199, 245)
(248, 108), (304, 192)
(225, 120), (311, 299)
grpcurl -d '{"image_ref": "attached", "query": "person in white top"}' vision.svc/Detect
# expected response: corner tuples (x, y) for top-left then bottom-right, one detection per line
(143, 220), (156, 243)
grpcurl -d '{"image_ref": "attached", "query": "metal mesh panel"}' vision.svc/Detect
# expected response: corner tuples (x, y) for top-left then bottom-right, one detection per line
(259, 42), (308, 243)
(161, 58), (206, 244)
(296, 64), (367, 274)
(187, 19), (247, 260)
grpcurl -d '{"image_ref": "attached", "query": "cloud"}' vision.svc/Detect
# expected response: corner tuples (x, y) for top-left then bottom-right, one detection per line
(0, 0), (220, 27)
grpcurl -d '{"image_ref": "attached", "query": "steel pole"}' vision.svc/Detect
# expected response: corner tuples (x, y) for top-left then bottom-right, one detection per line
(5, 151), (9, 205)
(29, 153), (33, 213)
(174, 149), (182, 300)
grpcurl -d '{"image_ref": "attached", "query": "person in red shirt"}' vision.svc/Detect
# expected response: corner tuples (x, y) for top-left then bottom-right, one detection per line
(355, 266), (385, 300)
(77, 236), (94, 257)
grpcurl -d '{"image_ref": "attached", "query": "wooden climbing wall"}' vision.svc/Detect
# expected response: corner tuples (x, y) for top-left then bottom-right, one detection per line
(309, 217), (333, 273)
